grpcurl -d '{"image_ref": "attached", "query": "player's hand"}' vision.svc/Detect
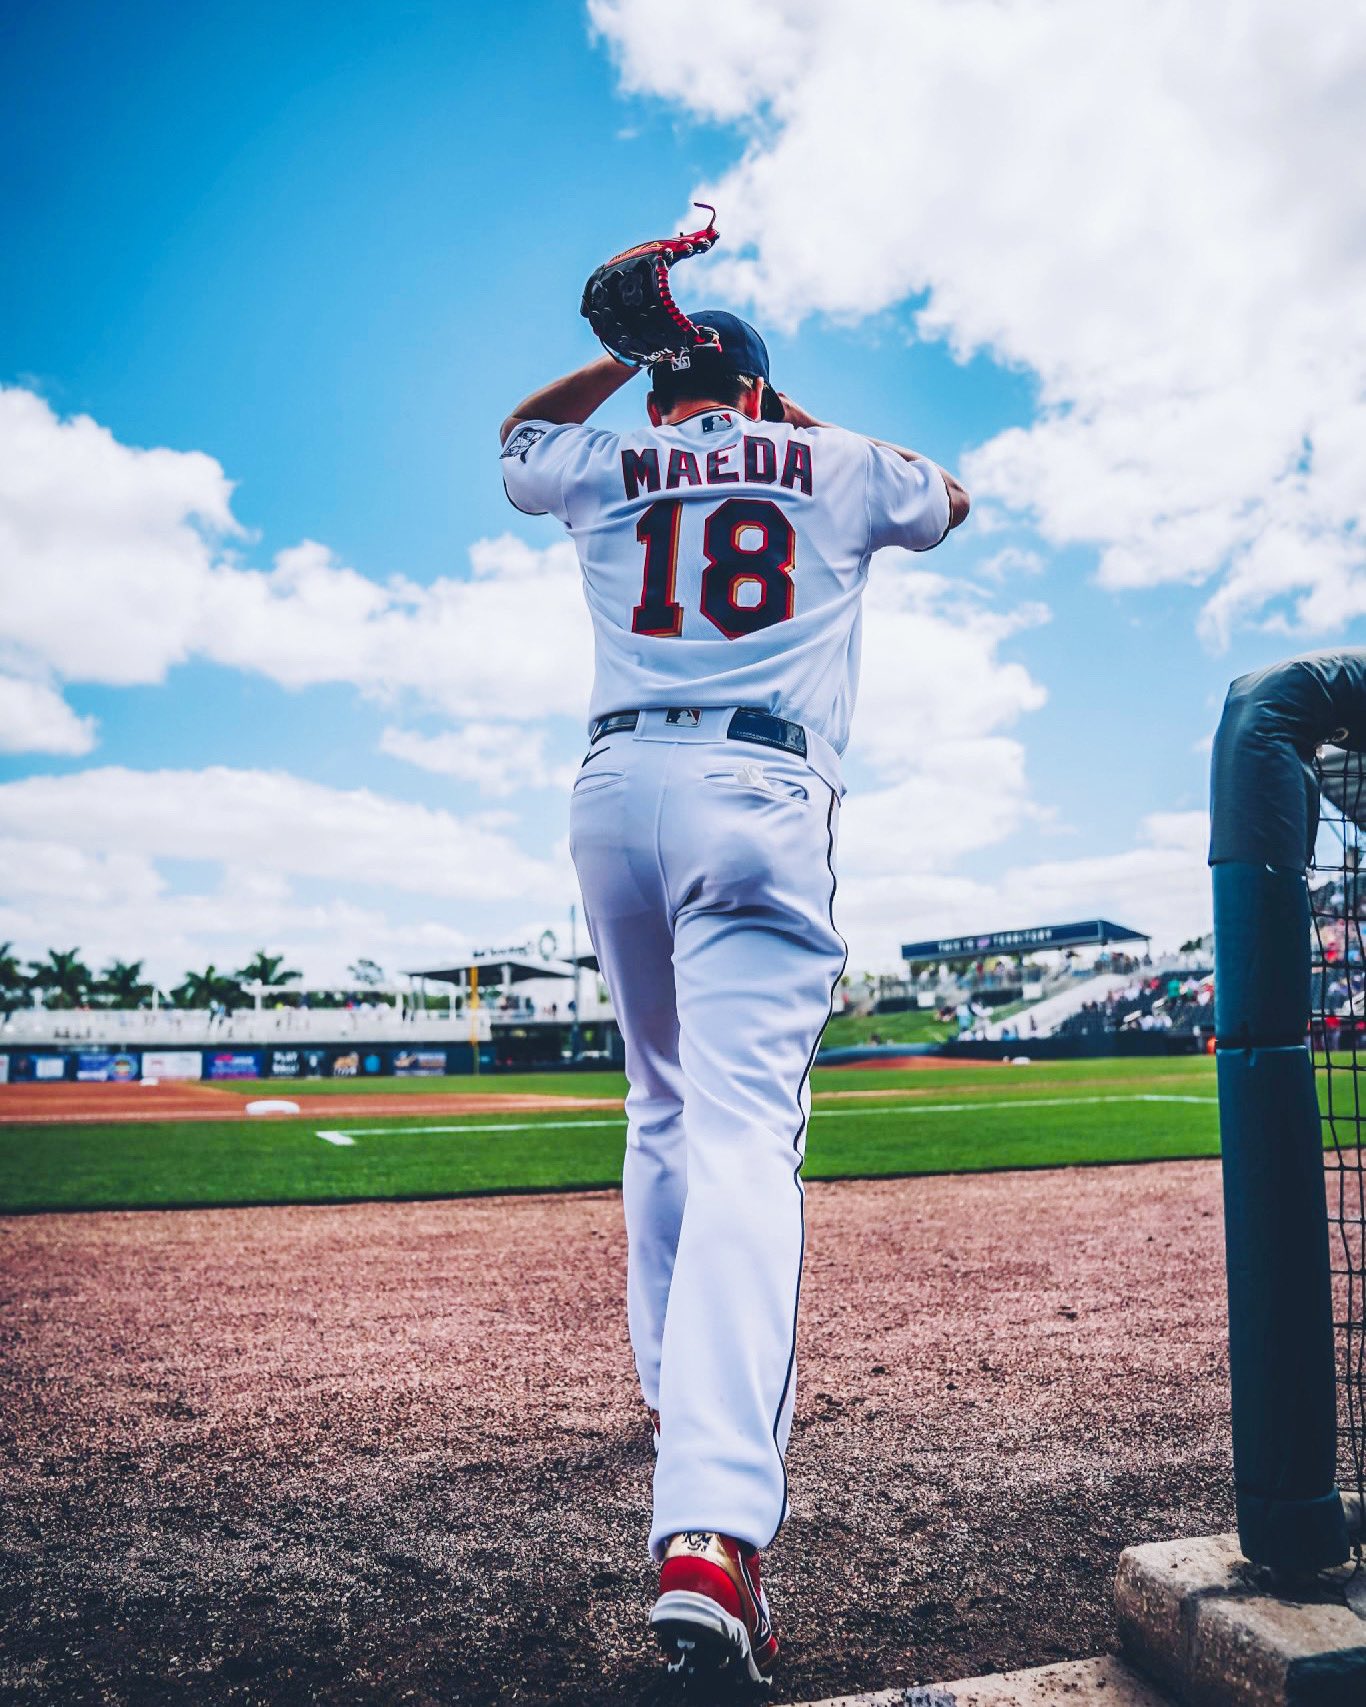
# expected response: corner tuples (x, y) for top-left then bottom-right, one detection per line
(778, 394), (823, 430)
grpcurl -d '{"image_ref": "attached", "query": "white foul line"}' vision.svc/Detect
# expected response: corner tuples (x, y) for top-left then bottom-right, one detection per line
(315, 1093), (1217, 1144)
(317, 1117), (626, 1141)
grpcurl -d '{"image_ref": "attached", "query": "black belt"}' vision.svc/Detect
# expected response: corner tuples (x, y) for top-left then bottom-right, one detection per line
(590, 707), (808, 760)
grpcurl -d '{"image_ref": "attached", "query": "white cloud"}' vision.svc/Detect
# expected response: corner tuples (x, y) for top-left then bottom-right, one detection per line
(856, 562), (1046, 777)
(0, 839), (482, 989)
(0, 766), (563, 904)
(991, 811), (1211, 943)
(841, 737), (1037, 877)
(0, 674), (96, 755)
(590, 0), (1366, 645)
(0, 764), (583, 985)
(836, 810), (1210, 972)
(195, 535), (592, 718)
(827, 557), (1050, 882)
(0, 840), (165, 909)
(0, 386), (592, 721)
(379, 723), (576, 797)
(0, 387), (237, 684)
(977, 546), (1044, 582)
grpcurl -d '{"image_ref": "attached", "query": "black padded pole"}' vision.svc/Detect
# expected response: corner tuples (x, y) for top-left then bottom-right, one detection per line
(1209, 653), (1366, 1573)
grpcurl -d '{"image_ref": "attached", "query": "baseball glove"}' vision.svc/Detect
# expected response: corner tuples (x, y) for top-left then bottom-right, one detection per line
(580, 205), (721, 369)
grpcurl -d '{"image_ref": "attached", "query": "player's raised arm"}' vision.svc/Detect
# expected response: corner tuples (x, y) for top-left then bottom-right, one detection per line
(878, 440), (969, 529)
(778, 393), (970, 529)
(499, 355), (638, 445)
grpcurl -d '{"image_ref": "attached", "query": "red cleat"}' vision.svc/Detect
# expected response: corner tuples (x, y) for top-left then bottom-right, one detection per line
(650, 1530), (779, 1686)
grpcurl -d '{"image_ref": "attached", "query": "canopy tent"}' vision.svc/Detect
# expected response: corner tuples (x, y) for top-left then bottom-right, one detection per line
(403, 953), (598, 988)
(901, 918), (1149, 966)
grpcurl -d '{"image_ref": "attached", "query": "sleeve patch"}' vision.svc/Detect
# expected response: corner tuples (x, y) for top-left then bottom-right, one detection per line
(502, 424), (548, 462)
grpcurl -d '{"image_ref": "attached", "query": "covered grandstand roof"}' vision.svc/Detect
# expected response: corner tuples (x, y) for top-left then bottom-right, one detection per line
(403, 953), (598, 986)
(901, 918), (1149, 965)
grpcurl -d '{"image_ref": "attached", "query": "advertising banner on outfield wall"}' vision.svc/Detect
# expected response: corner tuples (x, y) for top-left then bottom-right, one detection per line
(143, 1050), (203, 1080)
(205, 1050), (263, 1080)
(327, 1049), (386, 1078)
(393, 1048), (447, 1077)
(76, 1051), (140, 1082)
(10, 1053), (69, 1082)
(267, 1047), (353, 1078)
(268, 1046), (388, 1078)
(0, 1054), (9, 1084)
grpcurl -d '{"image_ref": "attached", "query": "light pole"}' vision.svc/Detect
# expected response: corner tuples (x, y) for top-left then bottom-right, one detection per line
(569, 902), (581, 1063)
(469, 964), (480, 1077)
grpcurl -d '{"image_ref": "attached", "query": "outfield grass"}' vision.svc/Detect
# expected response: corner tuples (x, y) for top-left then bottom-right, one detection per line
(214, 1055), (1216, 1102)
(0, 1056), (1221, 1213)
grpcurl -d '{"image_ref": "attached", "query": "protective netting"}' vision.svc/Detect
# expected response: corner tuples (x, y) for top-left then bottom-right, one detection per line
(1311, 745), (1366, 1533)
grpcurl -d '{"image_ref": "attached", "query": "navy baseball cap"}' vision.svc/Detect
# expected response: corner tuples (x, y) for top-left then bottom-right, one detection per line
(690, 309), (771, 382)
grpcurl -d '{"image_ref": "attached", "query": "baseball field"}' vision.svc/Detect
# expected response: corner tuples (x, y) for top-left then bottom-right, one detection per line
(0, 1055), (1220, 1213)
(0, 1056), (1236, 1704)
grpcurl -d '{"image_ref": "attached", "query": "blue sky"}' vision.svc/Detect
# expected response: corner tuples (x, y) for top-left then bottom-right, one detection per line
(2, 1), (1361, 984)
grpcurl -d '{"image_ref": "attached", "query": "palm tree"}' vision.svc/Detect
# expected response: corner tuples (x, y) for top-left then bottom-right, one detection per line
(236, 950), (302, 989)
(96, 959), (155, 1008)
(0, 942), (28, 1017)
(172, 964), (246, 1011)
(28, 948), (93, 1008)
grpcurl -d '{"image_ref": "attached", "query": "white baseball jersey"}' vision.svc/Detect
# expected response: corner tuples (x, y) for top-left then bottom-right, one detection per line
(501, 410), (950, 754)
(503, 396), (957, 1570)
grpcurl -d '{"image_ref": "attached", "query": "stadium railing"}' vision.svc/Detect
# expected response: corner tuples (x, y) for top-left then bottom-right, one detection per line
(1210, 650), (1366, 1573)
(0, 1007), (498, 1046)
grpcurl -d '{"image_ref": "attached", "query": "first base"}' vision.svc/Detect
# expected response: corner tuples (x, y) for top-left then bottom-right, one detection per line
(244, 1099), (301, 1117)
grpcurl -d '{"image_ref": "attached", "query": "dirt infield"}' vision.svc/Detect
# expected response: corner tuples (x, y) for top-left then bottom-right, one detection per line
(0, 1160), (1232, 1705)
(0, 1073), (1000, 1129)
(0, 1081), (622, 1124)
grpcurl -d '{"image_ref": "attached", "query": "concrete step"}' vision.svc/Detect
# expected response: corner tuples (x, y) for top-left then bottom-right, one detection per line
(785, 1654), (1173, 1707)
(1116, 1533), (1366, 1706)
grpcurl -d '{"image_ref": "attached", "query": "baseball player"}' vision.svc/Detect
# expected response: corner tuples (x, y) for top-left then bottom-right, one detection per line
(499, 215), (969, 1688)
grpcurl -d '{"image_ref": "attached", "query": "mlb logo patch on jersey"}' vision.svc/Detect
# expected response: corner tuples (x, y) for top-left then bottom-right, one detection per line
(665, 708), (703, 727)
(502, 424), (547, 462)
(701, 412), (732, 433)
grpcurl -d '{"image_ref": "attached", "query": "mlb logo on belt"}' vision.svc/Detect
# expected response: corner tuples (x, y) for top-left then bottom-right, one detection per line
(665, 708), (703, 727)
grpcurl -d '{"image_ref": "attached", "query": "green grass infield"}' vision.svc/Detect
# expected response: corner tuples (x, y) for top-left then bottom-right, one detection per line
(0, 1057), (1222, 1213)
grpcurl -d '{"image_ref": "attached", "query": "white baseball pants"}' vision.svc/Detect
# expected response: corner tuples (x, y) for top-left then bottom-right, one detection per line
(569, 709), (846, 1559)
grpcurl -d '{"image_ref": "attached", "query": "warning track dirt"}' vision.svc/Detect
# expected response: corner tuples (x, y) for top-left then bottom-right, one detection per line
(0, 1081), (621, 1125)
